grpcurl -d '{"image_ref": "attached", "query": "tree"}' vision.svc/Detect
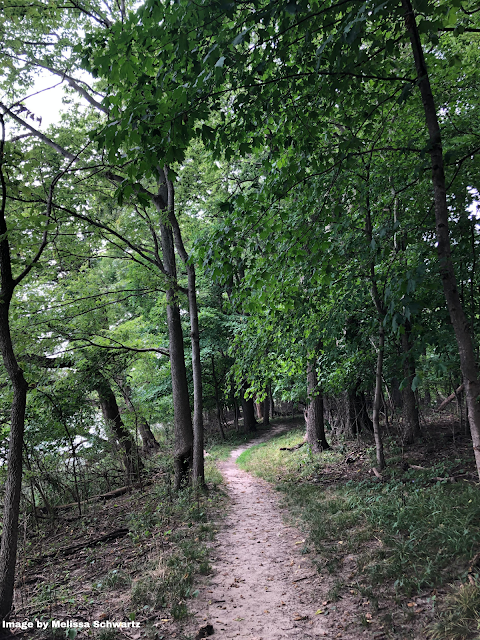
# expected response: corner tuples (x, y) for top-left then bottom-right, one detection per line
(0, 113), (64, 624)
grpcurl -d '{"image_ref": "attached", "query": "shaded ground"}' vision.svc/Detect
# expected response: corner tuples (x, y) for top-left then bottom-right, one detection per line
(6, 412), (479, 640)
(185, 425), (342, 640)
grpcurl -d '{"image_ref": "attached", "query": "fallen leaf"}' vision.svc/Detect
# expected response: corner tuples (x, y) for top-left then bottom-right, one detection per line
(407, 602), (416, 608)
(315, 610), (323, 615)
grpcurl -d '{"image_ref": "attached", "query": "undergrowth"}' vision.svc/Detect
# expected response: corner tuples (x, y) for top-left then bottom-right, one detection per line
(428, 579), (480, 640)
(128, 481), (220, 620)
(237, 428), (480, 601)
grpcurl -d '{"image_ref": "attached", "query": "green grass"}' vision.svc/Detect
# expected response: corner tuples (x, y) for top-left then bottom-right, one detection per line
(237, 429), (480, 599)
(428, 580), (480, 640)
(207, 429), (266, 461)
(127, 475), (222, 619)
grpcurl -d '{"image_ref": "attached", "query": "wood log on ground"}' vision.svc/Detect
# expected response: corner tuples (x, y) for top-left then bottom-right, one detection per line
(371, 467), (384, 481)
(36, 480), (153, 514)
(279, 441), (306, 451)
(30, 528), (130, 564)
(435, 383), (464, 411)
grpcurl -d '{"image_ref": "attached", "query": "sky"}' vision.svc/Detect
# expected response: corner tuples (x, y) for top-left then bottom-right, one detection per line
(19, 71), (66, 129)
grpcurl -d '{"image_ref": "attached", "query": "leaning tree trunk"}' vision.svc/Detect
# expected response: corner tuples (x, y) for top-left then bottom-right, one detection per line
(165, 172), (204, 486)
(96, 376), (143, 480)
(306, 361), (330, 452)
(401, 321), (420, 444)
(402, 0), (480, 479)
(116, 380), (160, 454)
(137, 419), (159, 455)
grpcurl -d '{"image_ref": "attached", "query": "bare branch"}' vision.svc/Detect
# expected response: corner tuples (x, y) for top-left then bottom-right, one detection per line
(0, 101), (76, 160)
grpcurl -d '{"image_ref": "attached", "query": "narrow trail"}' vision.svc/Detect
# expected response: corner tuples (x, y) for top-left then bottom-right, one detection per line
(189, 425), (328, 640)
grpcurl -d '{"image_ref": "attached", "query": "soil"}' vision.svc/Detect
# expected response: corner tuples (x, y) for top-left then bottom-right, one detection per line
(184, 425), (333, 640)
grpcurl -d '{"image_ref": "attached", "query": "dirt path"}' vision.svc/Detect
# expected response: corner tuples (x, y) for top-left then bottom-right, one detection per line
(188, 426), (328, 640)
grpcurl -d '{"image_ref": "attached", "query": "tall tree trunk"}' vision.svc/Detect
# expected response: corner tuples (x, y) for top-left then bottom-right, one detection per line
(306, 361), (330, 452)
(241, 383), (257, 432)
(390, 377), (403, 410)
(233, 398), (239, 431)
(402, 0), (480, 478)
(96, 375), (142, 479)
(255, 399), (264, 421)
(0, 115), (39, 626)
(165, 171), (204, 486)
(269, 387), (275, 417)
(0, 306), (28, 625)
(365, 185), (386, 470)
(154, 182), (194, 490)
(372, 325), (386, 470)
(401, 321), (420, 444)
(263, 391), (270, 426)
(211, 355), (225, 440)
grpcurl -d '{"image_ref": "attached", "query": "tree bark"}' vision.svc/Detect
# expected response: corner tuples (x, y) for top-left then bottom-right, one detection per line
(241, 383), (257, 432)
(164, 261), (193, 489)
(116, 379), (160, 454)
(165, 171), (204, 486)
(402, 0), (480, 478)
(211, 355), (225, 440)
(233, 398), (239, 431)
(263, 391), (270, 425)
(306, 361), (330, 452)
(255, 399), (264, 421)
(401, 321), (420, 444)
(0, 304), (28, 624)
(436, 383), (464, 412)
(154, 181), (194, 490)
(0, 116), (35, 625)
(372, 325), (386, 470)
(390, 377), (403, 410)
(347, 383), (373, 435)
(95, 375), (142, 479)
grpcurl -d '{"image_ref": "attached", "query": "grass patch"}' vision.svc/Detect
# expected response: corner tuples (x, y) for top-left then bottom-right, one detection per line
(237, 429), (480, 599)
(94, 569), (131, 592)
(428, 580), (480, 640)
(128, 482), (221, 620)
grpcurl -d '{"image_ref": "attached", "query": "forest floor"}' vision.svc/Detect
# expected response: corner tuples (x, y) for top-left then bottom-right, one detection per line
(7, 414), (480, 640)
